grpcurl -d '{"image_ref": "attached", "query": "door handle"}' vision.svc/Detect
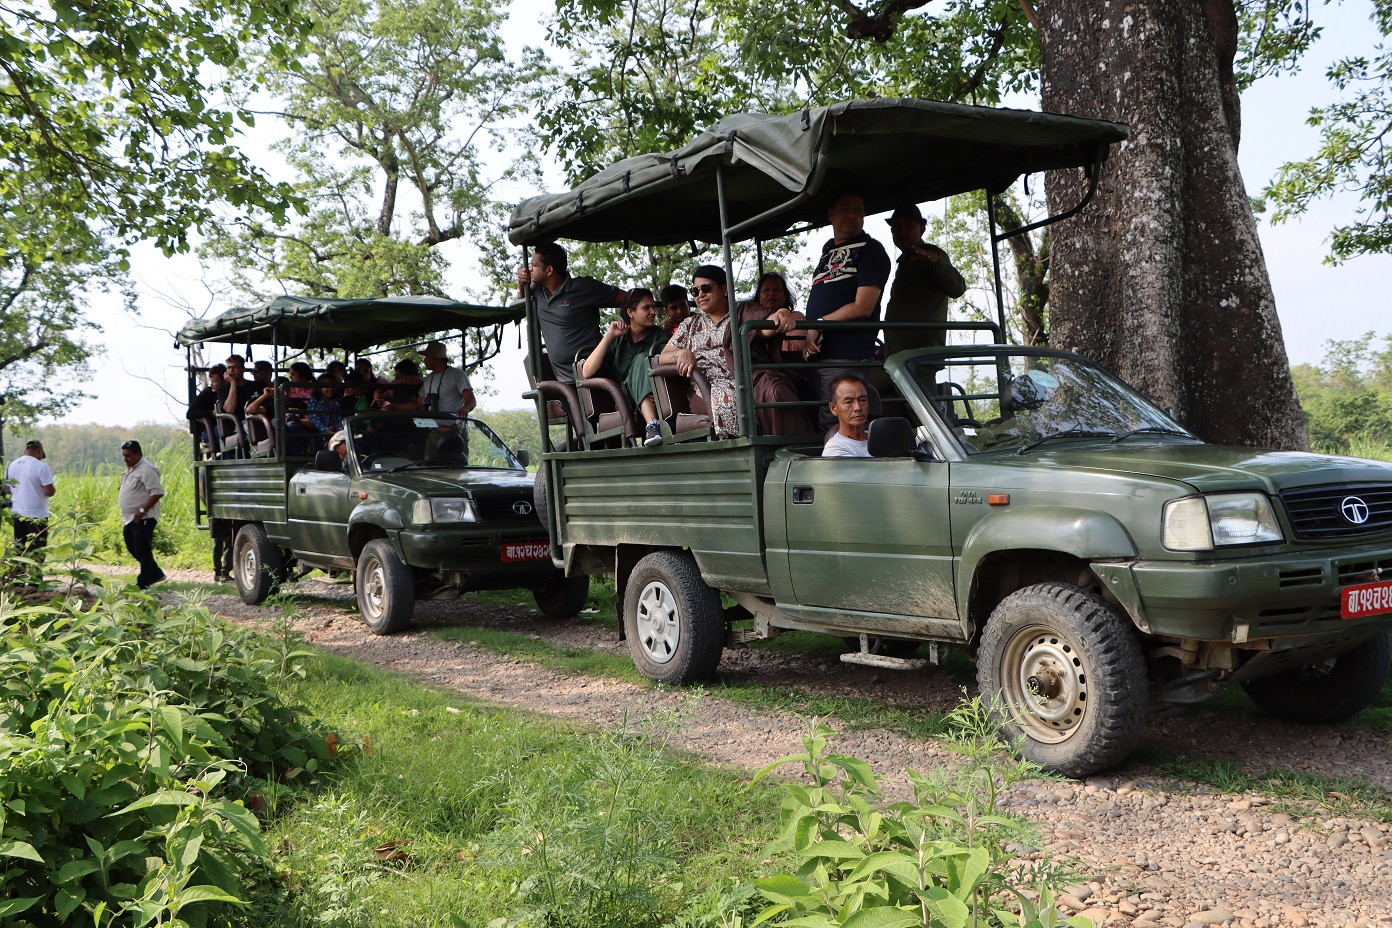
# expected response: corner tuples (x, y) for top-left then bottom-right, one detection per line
(296, 486), (306, 495)
(792, 486), (814, 504)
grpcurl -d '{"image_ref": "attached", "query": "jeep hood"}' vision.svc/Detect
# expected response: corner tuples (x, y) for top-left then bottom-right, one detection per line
(1023, 442), (1392, 493)
(363, 469), (535, 496)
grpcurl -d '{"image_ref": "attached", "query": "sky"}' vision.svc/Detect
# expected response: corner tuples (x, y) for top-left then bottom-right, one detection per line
(57, 1), (1392, 428)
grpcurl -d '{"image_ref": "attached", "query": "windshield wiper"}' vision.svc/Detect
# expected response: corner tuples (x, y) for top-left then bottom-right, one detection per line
(384, 461), (431, 473)
(1016, 428), (1117, 455)
(1111, 427), (1193, 443)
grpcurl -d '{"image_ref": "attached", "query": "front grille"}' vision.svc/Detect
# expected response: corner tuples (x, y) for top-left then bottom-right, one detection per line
(1279, 484), (1392, 540)
(474, 495), (538, 522)
(1278, 567), (1323, 588)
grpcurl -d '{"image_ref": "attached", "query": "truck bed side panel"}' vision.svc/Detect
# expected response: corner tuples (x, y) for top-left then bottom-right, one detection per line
(204, 462), (291, 543)
(554, 442), (769, 593)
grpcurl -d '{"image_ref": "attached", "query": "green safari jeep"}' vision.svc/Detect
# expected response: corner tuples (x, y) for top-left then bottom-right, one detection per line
(177, 295), (587, 632)
(512, 99), (1392, 776)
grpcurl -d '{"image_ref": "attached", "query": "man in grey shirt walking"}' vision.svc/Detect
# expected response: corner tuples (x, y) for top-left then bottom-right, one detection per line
(118, 440), (166, 589)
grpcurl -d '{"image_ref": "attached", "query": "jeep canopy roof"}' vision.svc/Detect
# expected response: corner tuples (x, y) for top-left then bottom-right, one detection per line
(508, 97), (1129, 247)
(176, 294), (525, 352)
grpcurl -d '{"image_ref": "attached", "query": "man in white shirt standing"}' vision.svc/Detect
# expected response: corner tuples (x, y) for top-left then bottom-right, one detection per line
(6, 439), (56, 583)
(118, 440), (166, 589)
(822, 375), (873, 458)
(420, 341), (476, 418)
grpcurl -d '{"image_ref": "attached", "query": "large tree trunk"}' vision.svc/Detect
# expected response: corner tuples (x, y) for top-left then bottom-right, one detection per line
(1039, 0), (1308, 450)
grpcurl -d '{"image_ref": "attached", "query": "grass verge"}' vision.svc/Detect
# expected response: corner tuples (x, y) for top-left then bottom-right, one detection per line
(238, 649), (781, 927)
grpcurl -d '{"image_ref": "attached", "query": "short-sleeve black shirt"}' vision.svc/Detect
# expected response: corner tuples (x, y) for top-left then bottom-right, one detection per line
(534, 275), (621, 383)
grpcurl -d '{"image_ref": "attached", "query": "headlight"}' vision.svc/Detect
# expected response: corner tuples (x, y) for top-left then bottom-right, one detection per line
(1162, 493), (1283, 551)
(411, 498), (476, 525)
(1208, 492), (1283, 545)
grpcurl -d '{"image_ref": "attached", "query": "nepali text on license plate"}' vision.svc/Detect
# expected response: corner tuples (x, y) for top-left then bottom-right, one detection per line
(1341, 579), (1392, 619)
(501, 542), (550, 562)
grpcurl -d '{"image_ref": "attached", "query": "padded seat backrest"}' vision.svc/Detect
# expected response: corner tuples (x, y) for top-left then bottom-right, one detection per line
(648, 360), (712, 434)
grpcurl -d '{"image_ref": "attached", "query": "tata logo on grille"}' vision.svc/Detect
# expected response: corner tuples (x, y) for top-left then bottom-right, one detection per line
(1341, 496), (1372, 525)
(512, 500), (533, 516)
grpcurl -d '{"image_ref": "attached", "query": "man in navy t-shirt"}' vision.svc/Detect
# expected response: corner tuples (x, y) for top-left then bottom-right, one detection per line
(804, 190), (891, 430)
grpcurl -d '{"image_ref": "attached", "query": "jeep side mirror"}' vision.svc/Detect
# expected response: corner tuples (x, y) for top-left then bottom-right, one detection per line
(515, 448), (531, 467)
(314, 449), (344, 472)
(868, 418), (913, 457)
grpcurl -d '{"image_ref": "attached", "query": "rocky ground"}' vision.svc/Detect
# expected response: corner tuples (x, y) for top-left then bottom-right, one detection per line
(99, 566), (1392, 928)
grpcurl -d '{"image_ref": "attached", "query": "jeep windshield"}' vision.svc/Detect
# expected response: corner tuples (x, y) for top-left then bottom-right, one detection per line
(907, 350), (1197, 455)
(344, 414), (525, 471)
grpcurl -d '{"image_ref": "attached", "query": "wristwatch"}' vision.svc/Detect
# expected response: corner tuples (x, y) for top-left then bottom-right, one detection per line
(137, 507), (146, 517)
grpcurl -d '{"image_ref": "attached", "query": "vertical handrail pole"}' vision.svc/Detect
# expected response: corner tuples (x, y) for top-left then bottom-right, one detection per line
(986, 190), (1007, 343)
(716, 164), (750, 437)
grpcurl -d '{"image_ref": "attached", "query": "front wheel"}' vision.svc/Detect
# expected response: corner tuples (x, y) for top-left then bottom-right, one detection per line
(356, 539), (415, 634)
(532, 572), (590, 618)
(623, 551), (724, 684)
(234, 524), (283, 605)
(1241, 632), (1391, 723)
(977, 582), (1147, 778)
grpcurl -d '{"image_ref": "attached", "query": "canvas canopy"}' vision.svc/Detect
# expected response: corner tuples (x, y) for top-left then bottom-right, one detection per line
(176, 294), (525, 352)
(508, 98), (1129, 248)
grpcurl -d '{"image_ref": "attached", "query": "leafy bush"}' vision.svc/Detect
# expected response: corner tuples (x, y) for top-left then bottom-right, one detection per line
(1292, 332), (1392, 453)
(0, 590), (330, 926)
(750, 703), (1084, 928)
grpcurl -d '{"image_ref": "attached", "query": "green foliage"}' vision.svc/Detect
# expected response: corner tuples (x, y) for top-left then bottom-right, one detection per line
(1260, 0), (1392, 260)
(0, 592), (330, 926)
(3, 423), (190, 476)
(0, 0), (309, 258)
(1290, 331), (1392, 452)
(475, 407), (543, 460)
(749, 707), (1082, 928)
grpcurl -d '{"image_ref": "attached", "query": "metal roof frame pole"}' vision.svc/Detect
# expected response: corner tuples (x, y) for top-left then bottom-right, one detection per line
(716, 164), (752, 438)
(986, 191), (1007, 343)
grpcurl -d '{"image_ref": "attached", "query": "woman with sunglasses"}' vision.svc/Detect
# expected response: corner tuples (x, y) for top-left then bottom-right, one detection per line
(659, 265), (740, 438)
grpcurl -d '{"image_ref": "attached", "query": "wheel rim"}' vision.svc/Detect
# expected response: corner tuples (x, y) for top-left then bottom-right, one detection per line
(238, 543), (260, 589)
(1000, 624), (1089, 744)
(362, 557), (387, 620)
(635, 580), (680, 664)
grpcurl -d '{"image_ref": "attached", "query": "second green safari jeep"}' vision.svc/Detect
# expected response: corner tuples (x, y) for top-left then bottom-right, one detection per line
(514, 99), (1392, 777)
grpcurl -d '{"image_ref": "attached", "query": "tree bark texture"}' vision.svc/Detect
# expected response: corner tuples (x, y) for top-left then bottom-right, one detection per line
(1039, 0), (1308, 450)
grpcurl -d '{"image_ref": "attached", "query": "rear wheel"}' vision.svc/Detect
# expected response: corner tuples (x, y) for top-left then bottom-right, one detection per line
(356, 539), (415, 634)
(1241, 632), (1391, 723)
(234, 524), (283, 605)
(977, 582), (1147, 778)
(623, 551), (724, 684)
(532, 572), (591, 618)
(534, 465), (550, 531)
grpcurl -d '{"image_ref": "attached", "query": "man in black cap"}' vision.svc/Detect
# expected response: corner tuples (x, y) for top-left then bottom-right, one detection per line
(517, 242), (626, 384)
(118, 440), (166, 589)
(884, 203), (966, 359)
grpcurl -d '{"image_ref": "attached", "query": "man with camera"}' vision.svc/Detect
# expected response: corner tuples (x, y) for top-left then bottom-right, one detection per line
(420, 341), (475, 418)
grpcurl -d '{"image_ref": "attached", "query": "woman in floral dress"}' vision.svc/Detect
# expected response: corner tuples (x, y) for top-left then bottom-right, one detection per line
(659, 264), (741, 438)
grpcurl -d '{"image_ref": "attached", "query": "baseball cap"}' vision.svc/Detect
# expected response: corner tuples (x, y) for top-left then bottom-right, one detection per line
(889, 203), (925, 223)
(25, 439), (43, 458)
(328, 430), (347, 449)
(421, 340), (448, 359)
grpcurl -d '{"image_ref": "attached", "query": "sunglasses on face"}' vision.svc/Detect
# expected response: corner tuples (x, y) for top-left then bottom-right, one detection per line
(692, 282), (716, 295)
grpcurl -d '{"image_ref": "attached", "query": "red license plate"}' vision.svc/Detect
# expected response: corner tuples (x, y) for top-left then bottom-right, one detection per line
(1340, 579), (1392, 619)
(501, 542), (551, 562)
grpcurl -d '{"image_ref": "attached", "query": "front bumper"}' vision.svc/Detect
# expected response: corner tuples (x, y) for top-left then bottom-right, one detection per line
(1093, 544), (1392, 644)
(396, 527), (555, 578)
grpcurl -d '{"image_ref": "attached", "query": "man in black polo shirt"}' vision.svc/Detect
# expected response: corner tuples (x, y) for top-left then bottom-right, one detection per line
(517, 242), (625, 384)
(804, 189), (892, 430)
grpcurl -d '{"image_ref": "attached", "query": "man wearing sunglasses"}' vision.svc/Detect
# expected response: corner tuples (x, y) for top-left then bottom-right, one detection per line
(803, 189), (891, 431)
(517, 242), (626, 384)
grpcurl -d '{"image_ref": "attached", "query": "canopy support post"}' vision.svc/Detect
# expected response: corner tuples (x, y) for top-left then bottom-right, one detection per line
(987, 192), (1007, 342)
(716, 164), (751, 437)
